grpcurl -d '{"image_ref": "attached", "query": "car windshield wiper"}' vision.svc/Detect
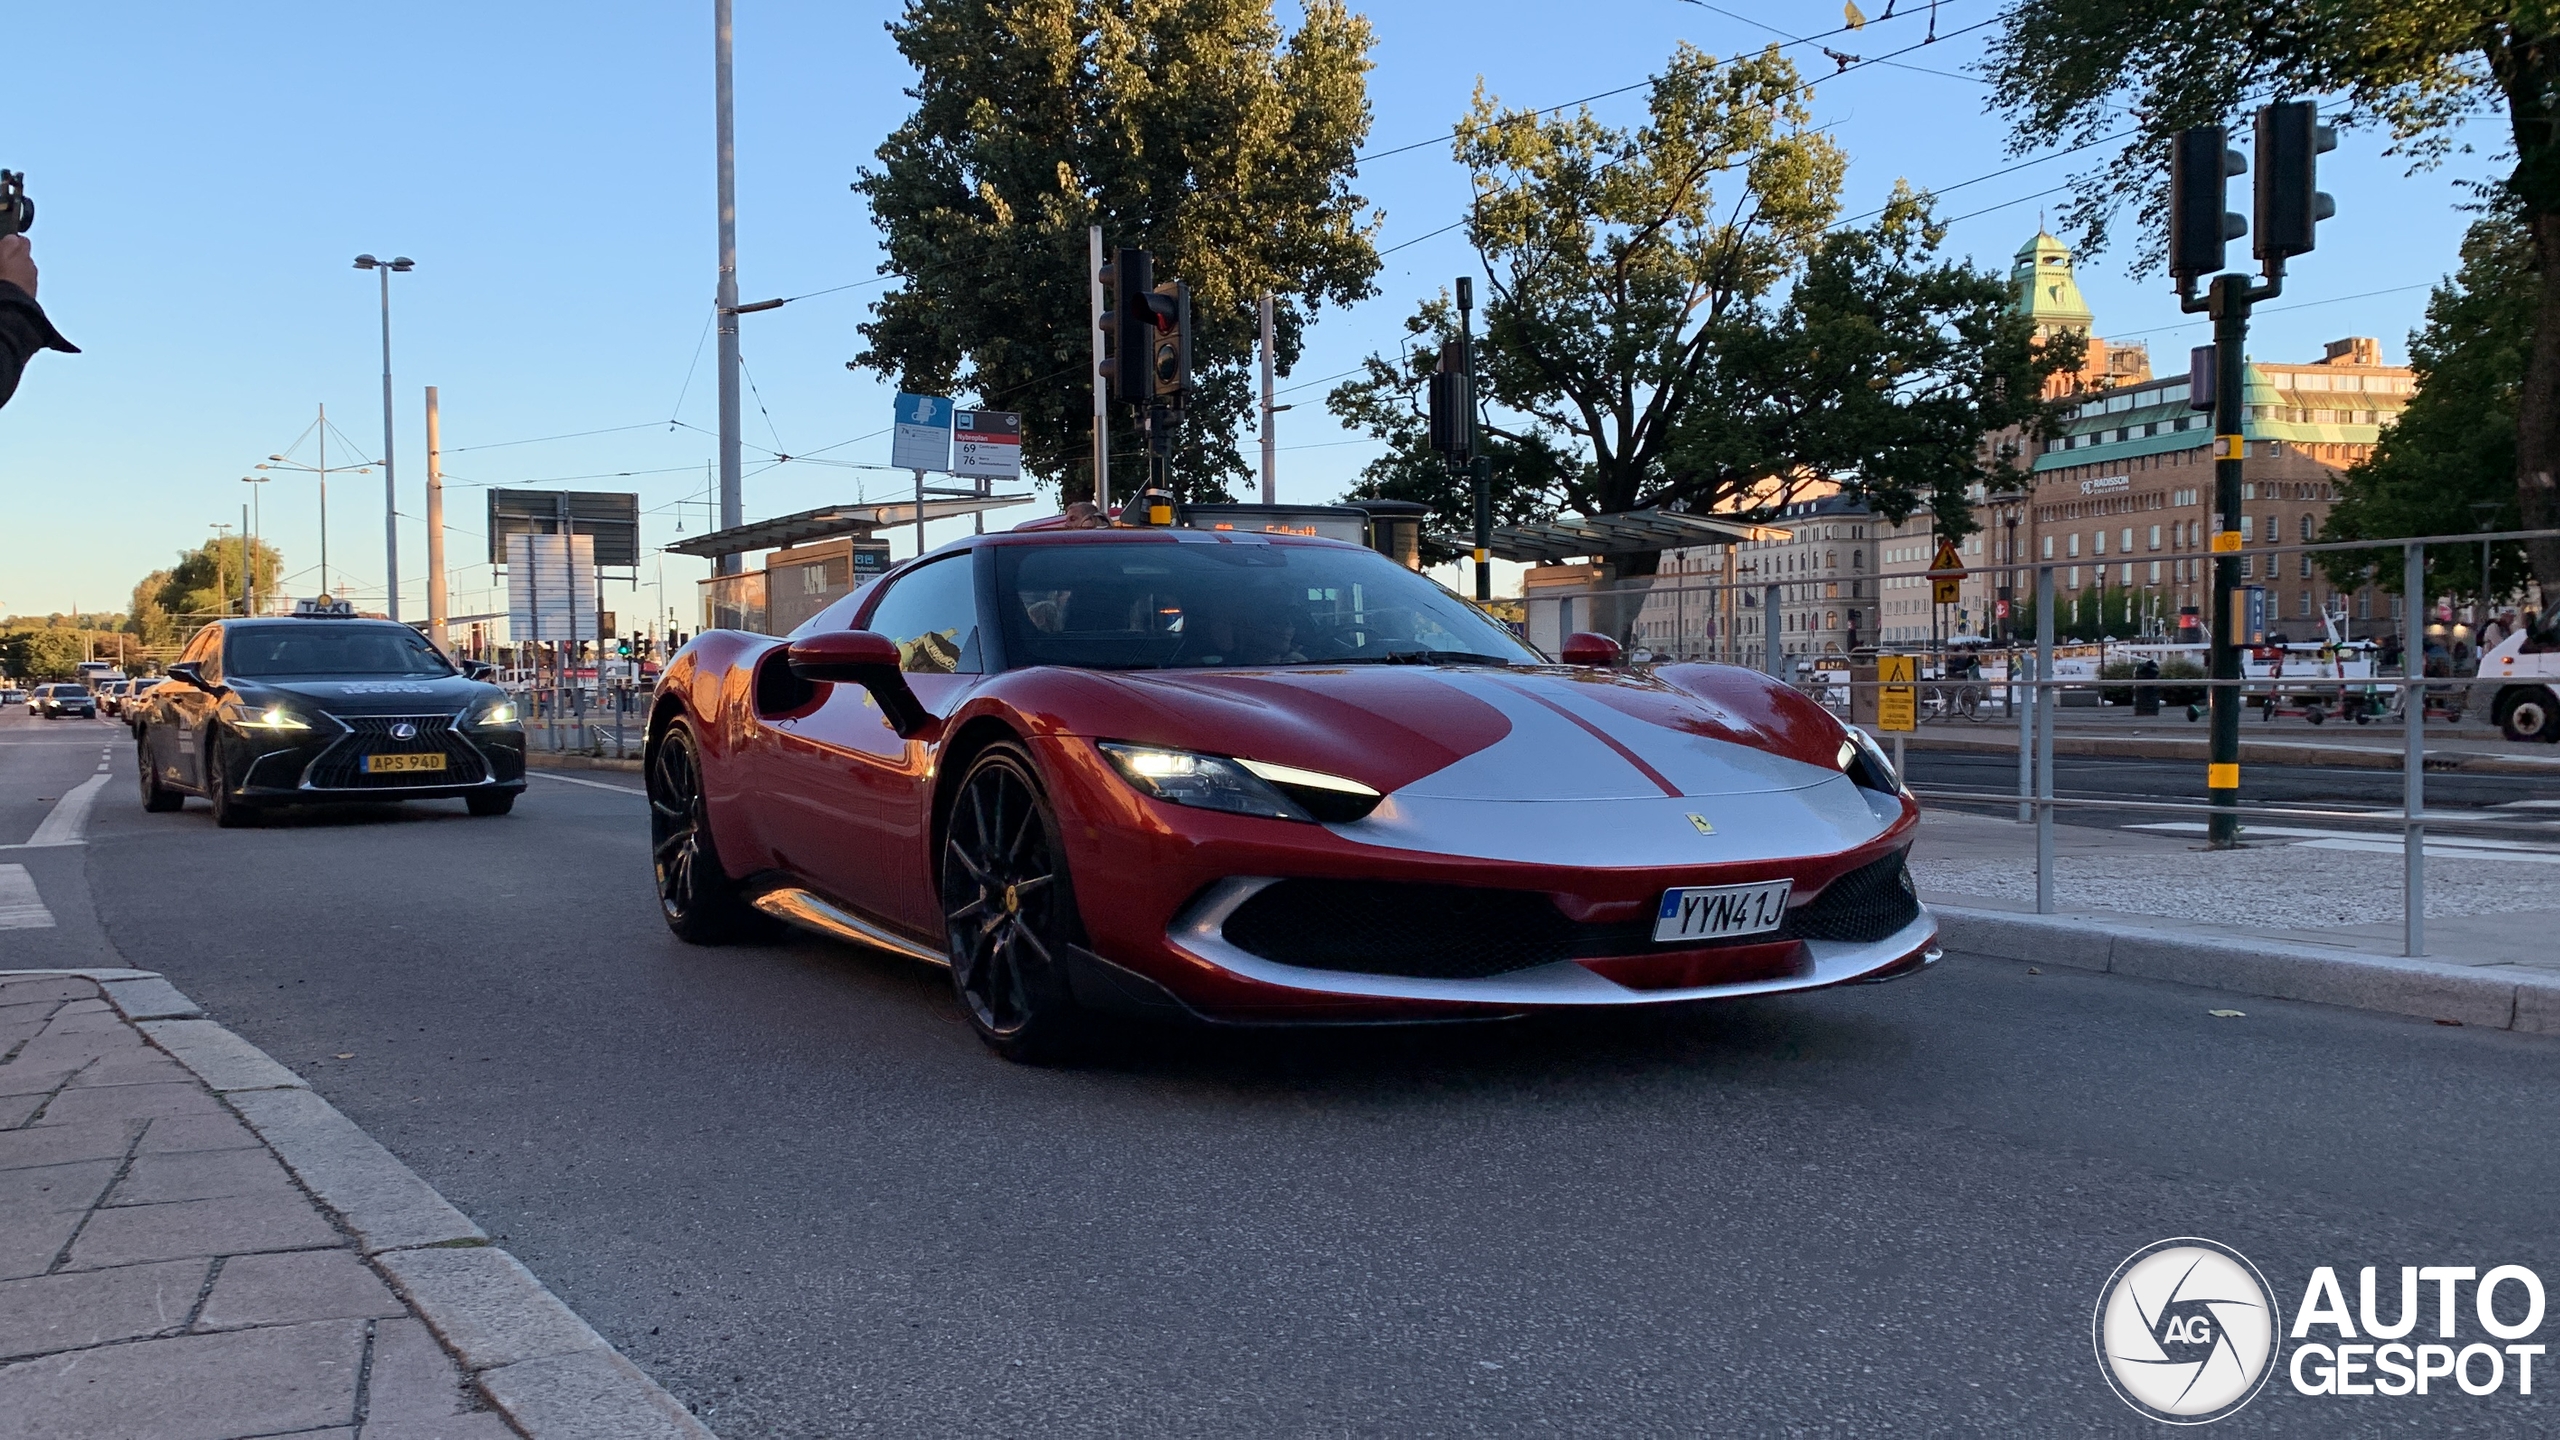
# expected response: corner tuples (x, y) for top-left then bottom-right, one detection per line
(1337, 649), (1519, 667)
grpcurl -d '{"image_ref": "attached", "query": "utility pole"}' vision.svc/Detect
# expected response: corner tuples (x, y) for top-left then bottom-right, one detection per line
(713, 0), (744, 570)
(240, 506), (251, 614)
(2171, 103), (2334, 848)
(425, 386), (449, 649)
(1090, 226), (1110, 511)
(1259, 292), (1278, 504)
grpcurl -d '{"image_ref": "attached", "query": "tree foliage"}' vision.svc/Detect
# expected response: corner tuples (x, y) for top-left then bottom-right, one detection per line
(2322, 209), (2536, 599)
(1328, 46), (2076, 572)
(0, 629), (94, 682)
(857, 0), (1380, 504)
(1982, 0), (2560, 591)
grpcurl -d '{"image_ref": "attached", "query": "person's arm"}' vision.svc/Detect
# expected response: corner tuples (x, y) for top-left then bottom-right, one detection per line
(0, 236), (79, 409)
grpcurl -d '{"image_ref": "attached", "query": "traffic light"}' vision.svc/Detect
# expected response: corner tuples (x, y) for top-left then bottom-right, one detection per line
(1148, 279), (1190, 404)
(1428, 341), (1471, 458)
(2254, 101), (2336, 264)
(2168, 126), (2248, 280)
(1097, 246), (1155, 406)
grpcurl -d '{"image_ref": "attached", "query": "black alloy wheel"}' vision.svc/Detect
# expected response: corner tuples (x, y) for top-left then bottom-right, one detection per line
(205, 744), (257, 829)
(137, 736), (181, 813)
(940, 743), (1090, 1062)
(648, 721), (760, 942)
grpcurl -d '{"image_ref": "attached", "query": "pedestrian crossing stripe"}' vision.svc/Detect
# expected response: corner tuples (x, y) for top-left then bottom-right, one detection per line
(0, 865), (53, 930)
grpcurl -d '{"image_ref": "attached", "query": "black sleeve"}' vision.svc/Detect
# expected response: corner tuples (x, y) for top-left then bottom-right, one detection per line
(0, 282), (77, 410)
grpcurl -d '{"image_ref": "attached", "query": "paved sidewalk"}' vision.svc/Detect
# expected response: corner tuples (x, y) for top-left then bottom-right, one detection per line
(0, 972), (712, 1440)
(0, 972), (509, 1440)
(1913, 809), (2560, 1032)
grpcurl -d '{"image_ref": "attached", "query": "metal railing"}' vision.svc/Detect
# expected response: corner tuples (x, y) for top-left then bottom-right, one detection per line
(513, 681), (645, 758)
(1525, 528), (2560, 960)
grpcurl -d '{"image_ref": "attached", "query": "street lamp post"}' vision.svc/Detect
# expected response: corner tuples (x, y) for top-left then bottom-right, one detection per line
(354, 255), (414, 622)
(239, 475), (268, 614)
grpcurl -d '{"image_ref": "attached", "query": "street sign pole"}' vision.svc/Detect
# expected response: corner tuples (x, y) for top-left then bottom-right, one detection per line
(2203, 275), (2254, 848)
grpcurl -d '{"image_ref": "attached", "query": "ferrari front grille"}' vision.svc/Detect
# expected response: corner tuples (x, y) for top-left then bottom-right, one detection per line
(1217, 849), (1919, 980)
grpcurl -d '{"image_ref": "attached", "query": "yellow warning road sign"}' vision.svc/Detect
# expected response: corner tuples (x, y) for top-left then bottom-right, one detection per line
(1877, 654), (1917, 731)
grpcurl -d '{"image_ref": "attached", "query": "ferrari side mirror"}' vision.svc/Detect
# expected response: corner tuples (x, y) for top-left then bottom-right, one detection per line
(1560, 632), (1623, 668)
(786, 630), (935, 737)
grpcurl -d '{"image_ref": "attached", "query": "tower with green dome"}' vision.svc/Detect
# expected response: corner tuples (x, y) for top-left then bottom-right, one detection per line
(2009, 231), (2095, 340)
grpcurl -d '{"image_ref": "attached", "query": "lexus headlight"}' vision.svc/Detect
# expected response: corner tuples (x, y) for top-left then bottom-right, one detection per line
(470, 701), (519, 728)
(1099, 742), (1381, 823)
(235, 704), (313, 732)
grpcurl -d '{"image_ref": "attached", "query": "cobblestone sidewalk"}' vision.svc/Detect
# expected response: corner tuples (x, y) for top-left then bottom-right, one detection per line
(0, 972), (516, 1440)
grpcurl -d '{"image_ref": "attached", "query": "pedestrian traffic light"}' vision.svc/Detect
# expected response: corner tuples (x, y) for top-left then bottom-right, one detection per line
(2254, 101), (2336, 264)
(1148, 279), (1191, 405)
(1428, 342), (1471, 458)
(2168, 126), (2248, 280)
(1097, 246), (1155, 406)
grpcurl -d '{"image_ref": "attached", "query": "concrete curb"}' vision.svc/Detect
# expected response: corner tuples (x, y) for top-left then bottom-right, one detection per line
(525, 752), (645, 775)
(1933, 906), (2560, 1033)
(0, 966), (716, 1440)
(1897, 730), (2560, 775)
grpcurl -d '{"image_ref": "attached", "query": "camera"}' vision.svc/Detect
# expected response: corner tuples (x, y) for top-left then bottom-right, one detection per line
(1, 171), (31, 237)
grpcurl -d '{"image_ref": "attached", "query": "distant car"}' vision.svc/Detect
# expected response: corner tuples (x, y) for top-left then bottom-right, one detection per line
(122, 677), (166, 734)
(32, 683), (97, 719)
(0, 687), (26, 708)
(97, 679), (132, 717)
(132, 610), (527, 826)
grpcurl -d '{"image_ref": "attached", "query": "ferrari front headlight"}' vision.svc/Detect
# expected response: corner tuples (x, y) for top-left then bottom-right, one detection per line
(1098, 742), (1381, 823)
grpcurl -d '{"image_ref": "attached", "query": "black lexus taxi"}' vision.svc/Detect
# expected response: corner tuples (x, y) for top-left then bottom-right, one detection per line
(133, 603), (526, 826)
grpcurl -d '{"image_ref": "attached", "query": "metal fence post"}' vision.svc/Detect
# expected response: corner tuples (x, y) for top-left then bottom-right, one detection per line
(2016, 648), (2035, 824)
(1763, 584), (1782, 676)
(2035, 564), (2057, 915)
(2404, 540), (2426, 958)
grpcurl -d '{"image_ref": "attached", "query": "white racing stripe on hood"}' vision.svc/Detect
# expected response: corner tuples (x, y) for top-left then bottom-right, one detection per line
(1396, 670), (1831, 801)
(1331, 785), (1896, 866)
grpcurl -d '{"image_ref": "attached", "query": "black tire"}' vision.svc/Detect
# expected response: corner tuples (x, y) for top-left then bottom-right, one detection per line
(466, 791), (517, 817)
(138, 737), (182, 813)
(2502, 690), (2560, 744)
(940, 743), (1092, 1063)
(205, 745), (258, 829)
(648, 721), (762, 942)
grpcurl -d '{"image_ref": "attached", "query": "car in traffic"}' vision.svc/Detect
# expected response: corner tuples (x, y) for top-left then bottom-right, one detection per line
(97, 679), (132, 717)
(119, 677), (166, 732)
(132, 606), (527, 826)
(31, 683), (97, 719)
(1, 687), (26, 708)
(643, 509), (1936, 1061)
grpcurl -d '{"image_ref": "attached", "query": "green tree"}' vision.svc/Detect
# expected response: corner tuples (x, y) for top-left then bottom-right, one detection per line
(1329, 47), (2075, 590)
(1982, 0), (2560, 593)
(1, 629), (92, 682)
(855, 0), (1381, 504)
(128, 570), (177, 648)
(149, 537), (283, 621)
(2321, 210), (2535, 603)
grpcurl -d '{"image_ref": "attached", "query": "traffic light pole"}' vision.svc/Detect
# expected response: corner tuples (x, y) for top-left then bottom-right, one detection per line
(2187, 268), (2279, 849)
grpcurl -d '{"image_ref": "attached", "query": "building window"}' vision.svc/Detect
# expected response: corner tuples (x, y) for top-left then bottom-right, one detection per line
(2092, 530), (2106, 556)
(2067, 566), (2081, 589)
(2042, 535), (2055, 560)
(2300, 589), (2313, 618)
(2299, 554), (2314, 579)
(2240, 556), (2255, 579)
(2357, 590), (2372, 619)
(2300, 514), (2316, 542)
(2149, 525), (2162, 550)
(2150, 561), (2162, 584)
(2240, 516), (2255, 542)
(2068, 533), (2083, 558)
(2121, 563), (2134, 585)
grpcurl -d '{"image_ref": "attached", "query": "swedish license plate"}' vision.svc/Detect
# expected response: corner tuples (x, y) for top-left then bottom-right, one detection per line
(363, 752), (446, 774)
(1653, 880), (1792, 943)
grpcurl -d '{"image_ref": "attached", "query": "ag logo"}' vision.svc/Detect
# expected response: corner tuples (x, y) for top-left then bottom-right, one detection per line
(2094, 1238), (2280, 1423)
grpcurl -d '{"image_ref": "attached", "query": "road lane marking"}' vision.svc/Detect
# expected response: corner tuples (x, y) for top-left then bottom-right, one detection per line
(527, 771), (646, 796)
(0, 866), (53, 929)
(20, 773), (111, 849)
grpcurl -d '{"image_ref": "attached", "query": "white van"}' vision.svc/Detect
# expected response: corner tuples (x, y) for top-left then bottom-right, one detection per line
(2469, 616), (2560, 742)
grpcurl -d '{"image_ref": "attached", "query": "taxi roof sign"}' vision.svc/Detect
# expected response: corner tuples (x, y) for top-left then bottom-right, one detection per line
(291, 597), (358, 617)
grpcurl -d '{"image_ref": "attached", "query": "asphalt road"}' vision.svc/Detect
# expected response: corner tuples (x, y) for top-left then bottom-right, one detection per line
(9, 709), (2560, 1435)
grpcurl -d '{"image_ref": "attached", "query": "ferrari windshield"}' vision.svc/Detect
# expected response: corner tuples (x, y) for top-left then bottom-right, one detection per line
(224, 624), (456, 679)
(995, 538), (1539, 671)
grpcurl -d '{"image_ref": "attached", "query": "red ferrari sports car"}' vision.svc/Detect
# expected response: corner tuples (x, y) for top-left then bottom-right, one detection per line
(645, 519), (1937, 1059)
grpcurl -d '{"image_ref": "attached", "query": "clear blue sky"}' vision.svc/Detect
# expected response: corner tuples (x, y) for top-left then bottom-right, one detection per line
(1, 1), (2501, 627)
